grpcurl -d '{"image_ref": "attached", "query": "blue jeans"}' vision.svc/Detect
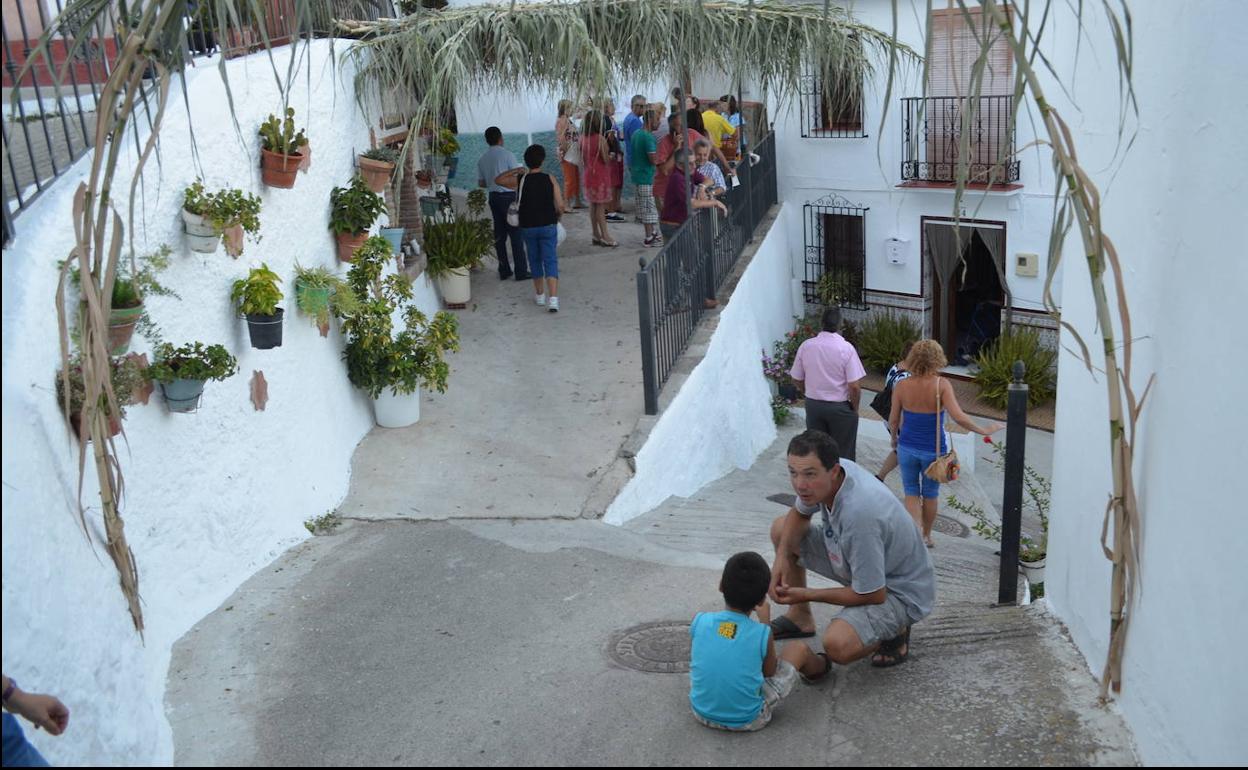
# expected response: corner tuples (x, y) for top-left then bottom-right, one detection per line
(520, 225), (559, 279)
(897, 446), (940, 499)
(487, 191), (527, 277)
(2, 714), (49, 767)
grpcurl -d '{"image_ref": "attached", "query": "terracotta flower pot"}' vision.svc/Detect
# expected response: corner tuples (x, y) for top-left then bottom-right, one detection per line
(335, 231), (369, 262)
(69, 411), (123, 442)
(108, 302), (144, 355)
(358, 155), (395, 193)
(222, 223), (245, 257)
(260, 148), (301, 189)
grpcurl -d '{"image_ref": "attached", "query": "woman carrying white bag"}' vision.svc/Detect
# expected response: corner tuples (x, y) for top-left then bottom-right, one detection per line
(496, 144), (567, 313)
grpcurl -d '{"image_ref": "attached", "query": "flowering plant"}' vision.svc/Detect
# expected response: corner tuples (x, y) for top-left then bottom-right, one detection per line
(761, 312), (823, 388)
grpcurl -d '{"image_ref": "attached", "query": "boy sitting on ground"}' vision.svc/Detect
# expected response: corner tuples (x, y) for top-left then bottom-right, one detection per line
(688, 552), (825, 731)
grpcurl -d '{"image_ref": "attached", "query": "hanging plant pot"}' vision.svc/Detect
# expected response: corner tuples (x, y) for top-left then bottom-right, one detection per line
(108, 302), (144, 355)
(295, 278), (331, 319)
(1019, 556), (1046, 584)
(222, 223), (246, 257)
(379, 227), (405, 253)
(182, 208), (222, 253)
(373, 386), (421, 428)
(69, 411), (123, 442)
(335, 231), (369, 262)
(244, 307), (285, 349)
(358, 155), (396, 193)
(260, 148), (301, 189)
(161, 378), (207, 413)
(438, 266), (472, 305)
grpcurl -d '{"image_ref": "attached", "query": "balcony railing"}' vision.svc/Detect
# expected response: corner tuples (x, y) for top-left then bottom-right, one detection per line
(900, 95), (1020, 185)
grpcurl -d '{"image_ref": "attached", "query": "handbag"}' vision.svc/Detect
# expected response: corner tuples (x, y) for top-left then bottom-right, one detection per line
(506, 172), (526, 228)
(563, 134), (582, 165)
(923, 379), (960, 483)
(556, 221), (567, 245)
(870, 383), (893, 421)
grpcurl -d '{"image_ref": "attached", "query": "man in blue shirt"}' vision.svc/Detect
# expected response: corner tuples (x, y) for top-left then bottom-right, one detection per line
(476, 126), (528, 281)
(620, 94), (646, 167)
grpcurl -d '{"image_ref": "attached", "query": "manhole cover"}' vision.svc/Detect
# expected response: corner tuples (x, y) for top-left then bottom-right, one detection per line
(933, 515), (970, 538)
(766, 493), (796, 507)
(609, 621), (691, 673)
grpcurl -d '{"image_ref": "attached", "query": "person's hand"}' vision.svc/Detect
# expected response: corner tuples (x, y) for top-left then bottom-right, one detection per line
(755, 600), (772, 626)
(982, 421), (1005, 435)
(768, 557), (791, 603)
(773, 585), (811, 606)
(11, 691), (70, 736)
(715, 201), (727, 214)
(890, 432), (899, 449)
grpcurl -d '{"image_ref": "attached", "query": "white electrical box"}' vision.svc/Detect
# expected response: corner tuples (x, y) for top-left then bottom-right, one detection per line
(885, 237), (908, 265)
(1016, 252), (1039, 277)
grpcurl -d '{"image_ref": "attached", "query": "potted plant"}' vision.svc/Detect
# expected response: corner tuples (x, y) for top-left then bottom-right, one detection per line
(210, 188), (262, 257)
(64, 244), (175, 355)
(147, 342), (238, 413)
(329, 175), (386, 262)
(182, 180), (222, 253)
(358, 146), (398, 193)
(231, 263), (285, 349)
(56, 355), (145, 441)
(422, 211), (492, 305)
(337, 236), (459, 427)
(258, 107), (307, 189)
(293, 263), (360, 337)
(432, 127), (460, 180)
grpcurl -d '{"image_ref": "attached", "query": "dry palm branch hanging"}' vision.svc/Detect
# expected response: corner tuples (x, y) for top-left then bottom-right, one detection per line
(20, 0), (326, 635)
(339, 0), (915, 137)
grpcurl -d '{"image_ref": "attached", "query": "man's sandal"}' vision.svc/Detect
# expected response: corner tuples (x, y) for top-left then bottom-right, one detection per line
(871, 627), (911, 668)
(770, 616), (815, 640)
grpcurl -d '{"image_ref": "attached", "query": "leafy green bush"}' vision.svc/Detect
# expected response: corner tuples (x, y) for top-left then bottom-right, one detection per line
(856, 311), (921, 373)
(147, 343), (238, 384)
(57, 355), (145, 419)
(329, 176), (386, 235)
(423, 214), (493, 278)
(231, 263), (284, 316)
(973, 328), (1057, 408)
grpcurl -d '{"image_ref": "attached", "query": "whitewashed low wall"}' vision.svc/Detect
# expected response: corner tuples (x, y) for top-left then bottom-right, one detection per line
(0, 40), (437, 765)
(604, 203), (800, 526)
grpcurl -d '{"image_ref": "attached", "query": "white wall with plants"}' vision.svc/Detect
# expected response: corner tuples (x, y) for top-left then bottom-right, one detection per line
(605, 204), (801, 526)
(0, 39), (431, 765)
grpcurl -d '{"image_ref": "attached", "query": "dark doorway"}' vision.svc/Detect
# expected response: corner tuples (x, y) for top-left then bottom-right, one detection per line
(929, 226), (1005, 364)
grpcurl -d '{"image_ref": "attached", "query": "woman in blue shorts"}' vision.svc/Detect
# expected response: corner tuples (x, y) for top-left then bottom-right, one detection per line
(888, 340), (1003, 547)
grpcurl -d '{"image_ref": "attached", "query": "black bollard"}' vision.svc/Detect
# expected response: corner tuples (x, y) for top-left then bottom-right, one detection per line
(997, 360), (1029, 605)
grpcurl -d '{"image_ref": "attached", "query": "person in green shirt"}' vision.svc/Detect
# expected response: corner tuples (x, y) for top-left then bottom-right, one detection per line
(630, 108), (662, 247)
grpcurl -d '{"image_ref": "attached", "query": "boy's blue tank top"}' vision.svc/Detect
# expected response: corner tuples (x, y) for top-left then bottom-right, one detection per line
(688, 610), (769, 727)
(899, 409), (948, 454)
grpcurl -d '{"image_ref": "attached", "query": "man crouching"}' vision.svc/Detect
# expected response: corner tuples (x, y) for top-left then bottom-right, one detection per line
(769, 430), (935, 672)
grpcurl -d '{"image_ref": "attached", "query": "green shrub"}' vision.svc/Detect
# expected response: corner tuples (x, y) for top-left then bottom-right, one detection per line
(147, 342), (238, 384)
(856, 312), (921, 373)
(329, 175), (386, 235)
(230, 263), (284, 316)
(973, 328), (1057, 408)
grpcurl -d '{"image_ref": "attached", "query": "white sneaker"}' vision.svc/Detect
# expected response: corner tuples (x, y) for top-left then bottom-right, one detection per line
(535, 292), (546, 306)
(547, 296), (559, 313)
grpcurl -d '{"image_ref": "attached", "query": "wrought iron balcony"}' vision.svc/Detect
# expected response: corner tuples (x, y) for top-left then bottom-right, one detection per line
(900, 95), (1020, 185)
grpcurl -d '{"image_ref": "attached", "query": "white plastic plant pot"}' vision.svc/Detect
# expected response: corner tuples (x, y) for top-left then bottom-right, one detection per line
(182, 208), (222, 253)
(1019, 557), (1046, 585)
(373, 386), (421, 428)
(438, 266), (471, 305)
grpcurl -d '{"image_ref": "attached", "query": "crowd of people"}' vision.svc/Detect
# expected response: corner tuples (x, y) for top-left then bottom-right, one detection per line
(477, 89), (747, 313)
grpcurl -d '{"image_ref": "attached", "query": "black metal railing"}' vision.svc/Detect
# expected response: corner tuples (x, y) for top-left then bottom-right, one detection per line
(636, 130), (778, 415)
(900, 95), (1020, 184)
(1, 1), (394, 247)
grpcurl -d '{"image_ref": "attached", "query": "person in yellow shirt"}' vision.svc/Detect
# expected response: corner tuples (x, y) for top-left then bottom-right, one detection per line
(701, 100), (737, 151)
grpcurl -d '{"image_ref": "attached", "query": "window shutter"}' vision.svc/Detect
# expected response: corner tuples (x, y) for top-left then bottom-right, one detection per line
(927, 8), (1013, 97)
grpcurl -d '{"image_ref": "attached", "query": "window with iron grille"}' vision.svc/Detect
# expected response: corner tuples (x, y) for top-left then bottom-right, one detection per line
(799, 62), (866, 138)
(803, 195), (868, 309)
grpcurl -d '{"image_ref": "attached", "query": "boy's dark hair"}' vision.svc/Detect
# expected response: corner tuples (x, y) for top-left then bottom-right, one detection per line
(484, 126), (503, 146)
(720, 552), (771, 612)
(523, 143), (546, 168)
(787, 430), (841, 472)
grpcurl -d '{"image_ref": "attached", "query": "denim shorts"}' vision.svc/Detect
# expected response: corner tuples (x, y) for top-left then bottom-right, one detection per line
(897, 446), (940, 499)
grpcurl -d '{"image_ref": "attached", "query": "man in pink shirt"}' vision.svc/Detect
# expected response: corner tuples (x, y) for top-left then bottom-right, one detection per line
(789, 306), (867, 461)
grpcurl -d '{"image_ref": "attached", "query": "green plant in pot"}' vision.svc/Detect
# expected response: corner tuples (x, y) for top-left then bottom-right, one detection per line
(210, 188), (262, 257)
(329, 175), (386, 262)
(56, 354), (145, 441)
(466, 188), (487, 220)
(432, 127), (460, 179)
(816, 266), (861, 308)
(293, 262), (360, 337)
(182, 180), (222, 252)
(973, 328), (1057, 409)
(231, 263), (285, 349)
(258, 107), (307, 189)
(64, 244), (175, 354)
(338, 236), (460, 427)
(856, 311), (922, 373)
(359, 146), (399, 193)
(422, 211), (492, 305)
(147, 342), (238, 413)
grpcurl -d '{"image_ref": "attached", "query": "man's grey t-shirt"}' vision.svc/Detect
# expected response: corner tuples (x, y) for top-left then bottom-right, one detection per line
(478, 145), (522, 194)
(795, 459), (935, 622)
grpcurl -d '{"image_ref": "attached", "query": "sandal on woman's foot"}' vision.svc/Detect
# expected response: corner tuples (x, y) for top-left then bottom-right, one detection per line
(591, 237), (605, 246)
(925, 537), (936, 549)
(600, 239), (619, 248)
(871, 628), (911, 668)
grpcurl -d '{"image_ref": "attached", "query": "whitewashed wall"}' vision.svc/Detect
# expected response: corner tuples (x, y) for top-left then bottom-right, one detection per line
(0, 39), (439, 765)
(1045, 1), (1248, 764)
(605, 203), (800, 525)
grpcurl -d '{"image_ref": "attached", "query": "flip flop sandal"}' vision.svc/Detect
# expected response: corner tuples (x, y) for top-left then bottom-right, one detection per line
(871, 627), (911, 668)
(770, 616), (815, 640)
